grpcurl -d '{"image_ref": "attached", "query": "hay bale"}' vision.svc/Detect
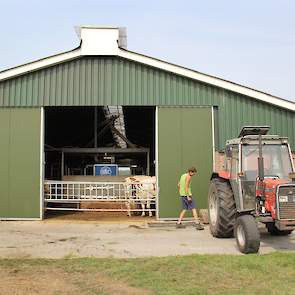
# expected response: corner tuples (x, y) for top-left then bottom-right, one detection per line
(80, 201), (125, 209)
(80, 201), (141, 211)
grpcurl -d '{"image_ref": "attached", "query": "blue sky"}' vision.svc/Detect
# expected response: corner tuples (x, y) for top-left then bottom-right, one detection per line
(1, 0), (295, 100)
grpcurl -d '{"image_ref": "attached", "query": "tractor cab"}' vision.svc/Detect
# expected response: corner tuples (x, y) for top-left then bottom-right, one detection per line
(208, 126), (295, 254)
(225, 126), (294, 211)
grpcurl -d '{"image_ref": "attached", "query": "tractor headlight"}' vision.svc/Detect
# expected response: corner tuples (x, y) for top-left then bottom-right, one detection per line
(279, 195), (288, 203)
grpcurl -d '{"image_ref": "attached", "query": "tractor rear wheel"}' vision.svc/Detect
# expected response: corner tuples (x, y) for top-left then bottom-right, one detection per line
(208, 178), (236, 238)
(235, 215), (260, 254)
(266, 223), (293, 236)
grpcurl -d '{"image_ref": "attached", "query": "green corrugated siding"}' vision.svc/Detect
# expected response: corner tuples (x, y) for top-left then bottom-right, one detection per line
(0, 56), (295, 149)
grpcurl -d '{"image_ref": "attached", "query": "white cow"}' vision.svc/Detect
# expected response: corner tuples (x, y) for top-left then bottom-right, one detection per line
(124, 176), (157, 217)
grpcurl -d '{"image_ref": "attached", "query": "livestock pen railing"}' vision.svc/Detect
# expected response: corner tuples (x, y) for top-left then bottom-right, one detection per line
(44, 180), (157, 216)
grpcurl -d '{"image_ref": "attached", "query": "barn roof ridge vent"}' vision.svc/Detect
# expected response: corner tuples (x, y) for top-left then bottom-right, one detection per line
(75, 25), (127, 55)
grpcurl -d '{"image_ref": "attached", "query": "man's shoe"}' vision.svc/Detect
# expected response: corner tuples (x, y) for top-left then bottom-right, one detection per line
(194, 222), (204, 230)
(176, 223), (186, 229)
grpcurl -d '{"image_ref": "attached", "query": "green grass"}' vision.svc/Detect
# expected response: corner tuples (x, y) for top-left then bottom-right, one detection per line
(1, 253), (295, 295)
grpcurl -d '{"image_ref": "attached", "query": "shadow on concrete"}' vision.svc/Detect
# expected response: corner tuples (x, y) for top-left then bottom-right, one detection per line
(259, 227), (295, 252)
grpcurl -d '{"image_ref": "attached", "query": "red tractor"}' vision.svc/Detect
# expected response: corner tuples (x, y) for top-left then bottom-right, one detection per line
(208, 126), (295, 253)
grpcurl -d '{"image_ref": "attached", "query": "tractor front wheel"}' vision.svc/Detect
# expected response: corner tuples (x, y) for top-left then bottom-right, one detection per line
(234, 215), (260, 254)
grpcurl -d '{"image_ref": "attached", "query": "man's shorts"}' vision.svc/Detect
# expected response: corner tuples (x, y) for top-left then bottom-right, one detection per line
(180, 196), (196, 210)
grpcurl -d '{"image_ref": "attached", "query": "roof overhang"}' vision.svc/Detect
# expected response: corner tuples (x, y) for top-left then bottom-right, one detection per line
(117, 49), (295, 111)
(0, 26), (294, 111)
(0, 48), (81, 81)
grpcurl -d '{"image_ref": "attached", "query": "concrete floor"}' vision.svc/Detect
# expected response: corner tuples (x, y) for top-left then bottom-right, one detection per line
(0, 220), (295, 258)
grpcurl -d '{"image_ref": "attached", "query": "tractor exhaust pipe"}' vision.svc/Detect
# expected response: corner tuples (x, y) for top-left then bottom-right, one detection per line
(258, 134), (264, 181)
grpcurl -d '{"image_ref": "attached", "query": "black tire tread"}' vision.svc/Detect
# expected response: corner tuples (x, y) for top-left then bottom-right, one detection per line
(266, 223), (293, 236)
(235, 215), (260, 254)
(209, 178), (236, 238)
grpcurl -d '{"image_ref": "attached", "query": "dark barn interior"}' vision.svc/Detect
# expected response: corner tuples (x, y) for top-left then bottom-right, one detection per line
(44, 106), (156, 180)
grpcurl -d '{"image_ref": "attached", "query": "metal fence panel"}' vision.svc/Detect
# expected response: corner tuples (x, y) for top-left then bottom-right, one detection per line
(44, 180), (157, 216)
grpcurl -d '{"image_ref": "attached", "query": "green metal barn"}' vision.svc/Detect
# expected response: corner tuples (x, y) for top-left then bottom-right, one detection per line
(0, 26), (295, 220)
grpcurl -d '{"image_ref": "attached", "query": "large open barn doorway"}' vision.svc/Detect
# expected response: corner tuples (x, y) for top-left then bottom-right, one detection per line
(44, 106), (156, 220)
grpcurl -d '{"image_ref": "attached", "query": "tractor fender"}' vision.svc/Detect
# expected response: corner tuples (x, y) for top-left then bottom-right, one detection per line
(210, 171), (230, 180)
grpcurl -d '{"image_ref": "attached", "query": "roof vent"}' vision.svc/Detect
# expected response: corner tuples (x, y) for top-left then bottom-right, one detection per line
(75, 26), (127, 55)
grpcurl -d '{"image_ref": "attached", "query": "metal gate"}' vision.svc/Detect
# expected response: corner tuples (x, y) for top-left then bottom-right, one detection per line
(44, 180), (157, 216)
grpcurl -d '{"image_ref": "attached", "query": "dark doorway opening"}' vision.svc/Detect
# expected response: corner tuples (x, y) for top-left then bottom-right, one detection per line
(44, 106), (156, 180)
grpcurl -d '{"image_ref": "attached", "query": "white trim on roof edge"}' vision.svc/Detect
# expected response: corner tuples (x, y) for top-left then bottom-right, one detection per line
(0, 46), (294, 111)
(118, 49), (295, 111)
(0, 49), (81, 81)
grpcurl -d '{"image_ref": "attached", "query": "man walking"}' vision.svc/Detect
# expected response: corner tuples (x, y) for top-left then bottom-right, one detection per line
(176, 167), (204, 230)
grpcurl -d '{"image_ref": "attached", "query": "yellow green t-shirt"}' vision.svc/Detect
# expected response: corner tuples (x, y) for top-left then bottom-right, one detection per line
(179, 173), (192, 196)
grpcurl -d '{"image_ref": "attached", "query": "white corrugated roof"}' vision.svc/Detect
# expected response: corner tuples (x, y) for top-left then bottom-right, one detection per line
(0, 26), (294, 111)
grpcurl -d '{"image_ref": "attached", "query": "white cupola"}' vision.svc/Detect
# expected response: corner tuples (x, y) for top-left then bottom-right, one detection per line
(75, 25), (127, 55)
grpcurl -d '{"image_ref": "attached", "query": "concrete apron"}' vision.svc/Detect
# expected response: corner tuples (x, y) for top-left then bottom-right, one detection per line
(0, 221), (294, 258)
